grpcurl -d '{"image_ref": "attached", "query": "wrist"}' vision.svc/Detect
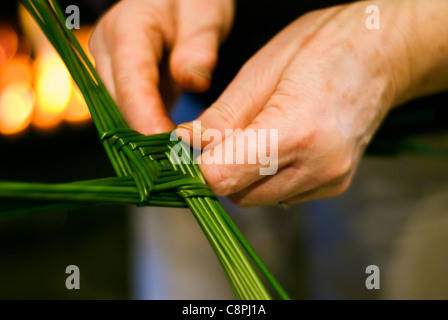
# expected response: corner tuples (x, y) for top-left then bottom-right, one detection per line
(380, 0), (448, 106)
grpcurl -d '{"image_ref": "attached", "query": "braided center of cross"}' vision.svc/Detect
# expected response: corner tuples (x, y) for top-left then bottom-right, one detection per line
(100, 129), (216, 207)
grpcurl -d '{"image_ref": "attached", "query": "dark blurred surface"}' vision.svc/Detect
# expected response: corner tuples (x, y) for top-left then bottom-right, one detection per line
(0, 123), (132, 300)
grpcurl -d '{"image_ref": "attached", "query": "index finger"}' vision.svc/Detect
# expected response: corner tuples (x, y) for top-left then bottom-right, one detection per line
(90, 2), (175, 135)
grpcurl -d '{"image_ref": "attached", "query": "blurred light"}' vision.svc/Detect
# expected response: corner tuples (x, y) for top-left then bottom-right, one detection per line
(63, 27), (93, 123)
(32, 108), (62, 130)
(74, 26), (95, 66)
(18, 4), (48, 54)
(64, 85), (90, 123)
(0, 83), (34, 135)
(0, 23), (19, 63)
(0, 47), (6, 69)
(33, 51), (71, 129)
(0, 3), (93, 136)
(0, 53), (32, 90)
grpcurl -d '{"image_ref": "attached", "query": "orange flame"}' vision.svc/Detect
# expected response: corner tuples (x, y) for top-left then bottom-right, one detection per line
(0, 4), (93, 136)
(0, 23), (18, 64)
(0, 83), (34, 135)
(0, 53), (32, 90)
(33, 50), (71, 129)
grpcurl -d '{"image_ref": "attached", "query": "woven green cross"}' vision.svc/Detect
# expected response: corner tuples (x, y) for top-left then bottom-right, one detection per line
(0, 0), (290, 300)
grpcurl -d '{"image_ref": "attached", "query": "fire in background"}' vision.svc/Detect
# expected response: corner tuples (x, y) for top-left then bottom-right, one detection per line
(0, 4), (92, 137)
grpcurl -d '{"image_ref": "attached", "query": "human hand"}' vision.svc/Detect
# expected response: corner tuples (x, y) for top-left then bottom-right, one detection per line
(89, 0), (234, 134)
(177, 0), (448, 206)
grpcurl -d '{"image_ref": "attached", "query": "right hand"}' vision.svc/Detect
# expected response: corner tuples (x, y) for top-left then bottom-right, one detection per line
(89, 0), (235, 135)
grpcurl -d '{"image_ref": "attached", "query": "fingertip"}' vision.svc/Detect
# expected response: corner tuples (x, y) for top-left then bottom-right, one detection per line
(127, 117), (175, 136)
(177, 120), (214, 149)
(198, 150), (245, 197)
(176, 122), (193, 130)
(120, 97), (175, 135)
(198, 162), (230, 197)
(137, 118), (175, 136)
(173, 122), (194, 145)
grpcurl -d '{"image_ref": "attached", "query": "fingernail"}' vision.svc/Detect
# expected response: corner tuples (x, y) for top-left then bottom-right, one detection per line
(178, 121), (208, 136)
(182, 64), (211, 80)
(177, 122), (193, 131)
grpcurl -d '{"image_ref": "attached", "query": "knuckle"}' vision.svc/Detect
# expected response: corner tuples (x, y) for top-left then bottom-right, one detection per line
(323, 154), (353, 183)
(100, 1), (127, 35)
(336, 178), (351, 195)
(87, 30), (100, 54)
(207, 100), (241, 129)
(114, 74), (133, 102)
(291, 125), (319, 152)
(327, 176), (352, 197)
(274, 77), (300, 100)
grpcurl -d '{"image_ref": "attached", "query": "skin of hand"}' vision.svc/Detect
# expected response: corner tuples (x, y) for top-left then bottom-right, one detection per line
(89, 0), (234, 135)
(90, 0), (448, 207)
